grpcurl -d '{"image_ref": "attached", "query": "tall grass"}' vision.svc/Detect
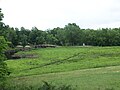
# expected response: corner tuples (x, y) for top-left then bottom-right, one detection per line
(1, 81), (74, 90)
(4, 46), (120, 90)
(6, 46), (120, 76)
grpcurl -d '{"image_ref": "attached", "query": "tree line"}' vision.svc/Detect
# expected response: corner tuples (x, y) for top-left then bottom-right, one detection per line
(1, 8), (120, 48)
(1, 23), (120, 47)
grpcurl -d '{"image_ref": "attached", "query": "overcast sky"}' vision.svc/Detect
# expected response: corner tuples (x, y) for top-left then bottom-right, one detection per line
(0, 0), (120, 30)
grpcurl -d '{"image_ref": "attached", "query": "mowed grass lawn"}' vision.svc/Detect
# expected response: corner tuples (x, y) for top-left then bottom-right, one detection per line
(6, 46), (120, 90)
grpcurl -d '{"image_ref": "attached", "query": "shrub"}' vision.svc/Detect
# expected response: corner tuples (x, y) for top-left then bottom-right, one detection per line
(0, 81), (74, 90)
(0, 36), (9, 80)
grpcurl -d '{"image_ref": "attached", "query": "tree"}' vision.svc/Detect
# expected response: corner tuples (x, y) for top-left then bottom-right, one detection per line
(0, 36), (9, 80)
(21, 34), (28, 48)
(64, 23), (81, 45)
(51, 27), (66, 45)
(36, 36), (45, 44)
(0, 8), (4, 21)
(0, 9), (9, 81)
(6, 28), (18, 47)
(0, 8), (5, 37)
(28, 27), (39, 45)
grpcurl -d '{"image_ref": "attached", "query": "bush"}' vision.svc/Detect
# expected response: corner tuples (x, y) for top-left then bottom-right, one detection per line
(0, 36), (9, 80)
(38, 81), (74, 90)
(4, 49), (19, 59)
(0, 81), (74, 90)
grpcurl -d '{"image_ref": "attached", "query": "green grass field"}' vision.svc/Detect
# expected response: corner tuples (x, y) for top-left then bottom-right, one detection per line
(6, 46), (120, 90)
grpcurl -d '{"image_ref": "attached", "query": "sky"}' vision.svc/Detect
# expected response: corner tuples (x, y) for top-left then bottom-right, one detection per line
(0, 0), (120, 30)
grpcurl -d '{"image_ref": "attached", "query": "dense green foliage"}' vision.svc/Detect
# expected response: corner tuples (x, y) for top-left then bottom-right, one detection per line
(0, 9), (9, 80)
(1, 20), (120, 47)
(0, 36), (9, 80)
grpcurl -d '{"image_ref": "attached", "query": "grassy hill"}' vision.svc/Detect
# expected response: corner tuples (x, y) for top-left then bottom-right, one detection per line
(5, 46), (120, 89)
(10, 65), (120, 90)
